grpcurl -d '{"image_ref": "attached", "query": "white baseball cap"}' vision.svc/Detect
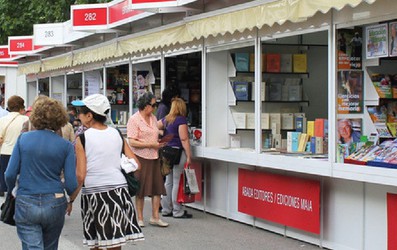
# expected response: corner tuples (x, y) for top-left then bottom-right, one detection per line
(71, 94), (110, 117)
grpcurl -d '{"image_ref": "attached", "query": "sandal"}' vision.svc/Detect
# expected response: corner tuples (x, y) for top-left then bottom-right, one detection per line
(173, 210), (193, 219)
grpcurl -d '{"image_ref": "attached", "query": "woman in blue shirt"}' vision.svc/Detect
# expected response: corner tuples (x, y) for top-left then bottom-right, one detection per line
(158, 98), (193, 218)
(5, 97), (78, 250)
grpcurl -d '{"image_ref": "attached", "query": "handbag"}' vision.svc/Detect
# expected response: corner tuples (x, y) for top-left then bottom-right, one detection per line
(159, 156), (172, 176)
(0, 193), (16, 226)
(121, 169), (140, 197)
(160, 146), (182, 166)
(184, 165), (200, 195)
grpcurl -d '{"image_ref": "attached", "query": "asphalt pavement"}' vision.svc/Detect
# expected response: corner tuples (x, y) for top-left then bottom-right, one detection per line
(0, 195), (322, 250)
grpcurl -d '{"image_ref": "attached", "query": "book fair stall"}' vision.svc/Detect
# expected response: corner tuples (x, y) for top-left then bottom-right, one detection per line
(3, 0), (397, 249)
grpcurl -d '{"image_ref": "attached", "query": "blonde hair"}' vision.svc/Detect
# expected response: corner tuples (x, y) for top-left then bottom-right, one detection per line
(165, 98), (187, 125)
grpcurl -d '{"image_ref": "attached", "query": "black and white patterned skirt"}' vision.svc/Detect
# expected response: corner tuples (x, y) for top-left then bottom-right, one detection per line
(81, 186), (144, 248)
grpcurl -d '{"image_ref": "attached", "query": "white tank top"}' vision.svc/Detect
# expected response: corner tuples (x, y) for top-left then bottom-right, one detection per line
(82, 127), (127, 194)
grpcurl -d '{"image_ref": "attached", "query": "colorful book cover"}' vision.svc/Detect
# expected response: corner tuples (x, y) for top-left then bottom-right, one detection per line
(293, 54), (307, 73)
(370, 74), (392, 98)
(337, 118), (362, 144)
(307, 121), (315, 137)
(387, 123), (397, 137)
(295, 117), (307, 133)
(315, 137), (324, 154)
(387, 101), (397, 123)
(314, 118), (326, 137)
(249, 53), (255, 72)
(291, 132), (301, 152)
(266, 53), (281, 73)
(367, 105), (387, 123)
(310, 136), (316, 154)
(337, 70), (364, 114)
(233, 81), (251, 100)
(235, 53), (249, 71)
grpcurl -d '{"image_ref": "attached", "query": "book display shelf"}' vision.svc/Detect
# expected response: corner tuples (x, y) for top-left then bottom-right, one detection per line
(106, 64), (129, 125)
(224, 35), (327, 155)
(66, 73), (82, 105)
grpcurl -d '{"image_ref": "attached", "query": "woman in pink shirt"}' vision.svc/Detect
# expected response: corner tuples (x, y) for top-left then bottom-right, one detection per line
(127, 92), (168, 227)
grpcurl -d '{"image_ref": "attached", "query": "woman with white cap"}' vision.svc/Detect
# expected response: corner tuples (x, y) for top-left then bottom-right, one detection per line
(72, 94), (144, 249)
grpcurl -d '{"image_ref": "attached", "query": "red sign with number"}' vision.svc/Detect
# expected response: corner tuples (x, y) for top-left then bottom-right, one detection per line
(238, 168), (320, 234)
(0, 47), (10, 59)
(109, 0), (143, 24)
(9, 38), (33, 52)
(72, 7), (107, 26)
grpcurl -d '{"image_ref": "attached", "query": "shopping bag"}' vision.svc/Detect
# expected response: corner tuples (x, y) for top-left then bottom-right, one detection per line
(184, 167), (200, 194)
(177, 172), (195, 203)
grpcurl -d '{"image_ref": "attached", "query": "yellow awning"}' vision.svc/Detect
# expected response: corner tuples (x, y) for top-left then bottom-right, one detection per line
(185, 0), (377, 39)
(18, 61), (41, 76)
(19, 0), (376, 75)
(73, 42), (118, 66)
(42, 53), (73, 72)
(117, 25), (193, 57)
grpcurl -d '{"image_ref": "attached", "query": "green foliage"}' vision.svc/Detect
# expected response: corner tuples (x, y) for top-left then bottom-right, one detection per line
(0, 0), (112, 45)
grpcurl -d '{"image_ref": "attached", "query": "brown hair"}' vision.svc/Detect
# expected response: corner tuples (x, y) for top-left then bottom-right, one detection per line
(30, 98), (68, 131)
(165, 98), (187, 125)
(7, 95), (25, 112)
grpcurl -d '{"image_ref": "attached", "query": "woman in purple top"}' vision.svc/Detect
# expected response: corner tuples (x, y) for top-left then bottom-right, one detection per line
(158, 98), (193, 218)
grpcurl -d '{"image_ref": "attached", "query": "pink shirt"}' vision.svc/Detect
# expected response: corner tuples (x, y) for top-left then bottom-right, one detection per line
(127, 111), (159, 159)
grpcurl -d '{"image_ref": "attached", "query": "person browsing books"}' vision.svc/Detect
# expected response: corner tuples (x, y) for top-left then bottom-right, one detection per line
(158, 98), (193, 219)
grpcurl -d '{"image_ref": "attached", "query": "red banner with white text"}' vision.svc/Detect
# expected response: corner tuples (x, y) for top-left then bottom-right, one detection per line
(387, 193), (397, 250)
(238, 168), (320, 234)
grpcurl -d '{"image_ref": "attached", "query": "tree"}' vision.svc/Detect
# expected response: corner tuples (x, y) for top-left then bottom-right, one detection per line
(0, 0), (111, 45)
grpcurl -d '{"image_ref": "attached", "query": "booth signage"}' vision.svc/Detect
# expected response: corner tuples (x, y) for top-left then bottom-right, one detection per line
(34, 23), (64, 46)
(8, 37), (34, 54)
(0, 47), (10, 59)
(72, 5), (108, 29)
(130, 0), (182, 8)
(238, 168), (320, 234)
(109, 0), (144, 25)
(387, 193), (397, 250)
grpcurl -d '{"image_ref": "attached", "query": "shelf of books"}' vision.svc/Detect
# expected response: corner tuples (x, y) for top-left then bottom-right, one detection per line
(336, 25), (397, 174)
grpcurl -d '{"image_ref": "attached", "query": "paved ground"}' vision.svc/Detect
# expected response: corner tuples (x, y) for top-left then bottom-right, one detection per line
(0, 195), (323, 250)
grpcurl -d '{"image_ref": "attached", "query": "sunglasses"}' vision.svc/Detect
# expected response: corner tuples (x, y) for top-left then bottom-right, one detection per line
(148, 103), (157, 108)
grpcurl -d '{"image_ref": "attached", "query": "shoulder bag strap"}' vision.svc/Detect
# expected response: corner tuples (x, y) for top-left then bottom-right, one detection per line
(2, 114), (20, 139)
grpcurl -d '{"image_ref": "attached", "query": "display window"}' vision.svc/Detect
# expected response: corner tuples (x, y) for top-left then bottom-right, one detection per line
(337, 21), (397, 168)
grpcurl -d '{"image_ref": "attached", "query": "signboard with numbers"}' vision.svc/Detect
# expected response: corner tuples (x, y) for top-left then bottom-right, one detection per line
(129, 0), (196, 8)
(34, 23), (65, 46)
(109, 0), (147, 27)
(8, 36), (34, 54)
(71, 4), (108, 30)
(0, 46), (10, 59)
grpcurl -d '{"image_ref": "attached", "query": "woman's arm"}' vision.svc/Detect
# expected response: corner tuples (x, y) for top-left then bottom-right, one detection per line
(4, 138), (22, 193)
(179, 124), (191, 165)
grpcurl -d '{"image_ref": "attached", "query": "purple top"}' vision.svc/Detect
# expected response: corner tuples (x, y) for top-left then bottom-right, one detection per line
(162, 116), (187, 148)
